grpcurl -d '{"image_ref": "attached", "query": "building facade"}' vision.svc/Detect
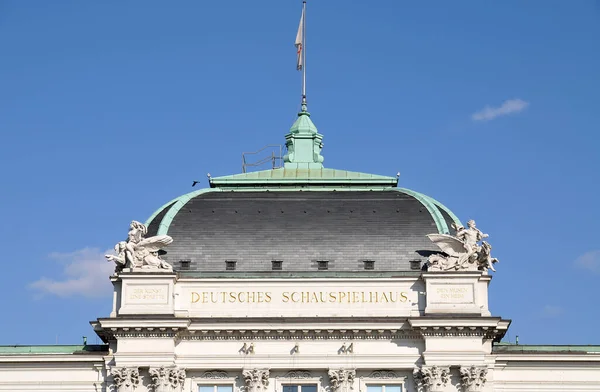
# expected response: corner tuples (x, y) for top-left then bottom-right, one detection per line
(1, 108), (599, 392)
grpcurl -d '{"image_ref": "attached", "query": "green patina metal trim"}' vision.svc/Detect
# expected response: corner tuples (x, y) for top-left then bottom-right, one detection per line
(156, 188), (222, 235)
(422, 195), (463, 229)
(396, 188), (450, 234)
(493, 343), (600, 353)
(144, 197), (180, 228)
(209, 168), (398, 188)
(0, 345), (108, 354)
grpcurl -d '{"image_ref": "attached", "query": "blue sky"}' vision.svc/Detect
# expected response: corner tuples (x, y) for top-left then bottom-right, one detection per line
(0, 0), (599, 346)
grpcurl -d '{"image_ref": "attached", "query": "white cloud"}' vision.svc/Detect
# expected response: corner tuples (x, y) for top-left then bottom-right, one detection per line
(574, 250), (600, 274)
(471, 98), (529, 122)
(541, 305), (563, 318)
(29, 247), (114, 298)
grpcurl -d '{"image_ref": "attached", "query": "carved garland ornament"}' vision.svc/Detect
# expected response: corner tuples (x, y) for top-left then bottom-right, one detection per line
(459, 366), (487, 392)
(149, 367), (186, 392)
(201, 370), (230, 379)
(112, 367), (141, 392)
(413, 366), (450, 392)
(367, 370), (398, 379)
(282, 370), (312, 379)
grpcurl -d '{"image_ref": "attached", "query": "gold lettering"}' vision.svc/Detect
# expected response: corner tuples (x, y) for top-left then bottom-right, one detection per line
(191, 292), (200, 303)
(265, 292), (272, 302)
(400, 292), (408, 302)
(302, 292), (310, 303)
(291, 292), (300, 303)
(282, 292), (290, 302)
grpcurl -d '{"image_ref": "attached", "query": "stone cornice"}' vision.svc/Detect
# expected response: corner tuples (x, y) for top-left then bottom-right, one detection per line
(408, 317), (510, 340)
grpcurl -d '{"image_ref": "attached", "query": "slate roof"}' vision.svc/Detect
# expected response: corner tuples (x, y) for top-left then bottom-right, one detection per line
(146, 190), (458, 272)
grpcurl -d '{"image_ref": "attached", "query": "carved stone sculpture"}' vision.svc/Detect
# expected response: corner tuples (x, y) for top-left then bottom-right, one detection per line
(112, 367), (141, 392)
(328, 369), (355, 392)
(106, 220), (174, 273)
(459, 366), (487, 392)
(413, 366), (450, 392)
(243, 369), (269, 392)
(426, 220), (499, 273)
(149, 367), (186, 392)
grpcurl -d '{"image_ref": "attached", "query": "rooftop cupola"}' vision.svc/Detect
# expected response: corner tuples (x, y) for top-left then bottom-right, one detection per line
(283, 103), (324, 169)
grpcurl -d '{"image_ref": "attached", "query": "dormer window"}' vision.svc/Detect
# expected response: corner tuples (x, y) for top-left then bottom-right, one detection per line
(363, 260), (375, 270)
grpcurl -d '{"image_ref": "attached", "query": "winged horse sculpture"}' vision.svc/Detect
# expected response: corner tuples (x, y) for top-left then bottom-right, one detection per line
(426, 220), (498, 272)
(106, 220), (174, 272)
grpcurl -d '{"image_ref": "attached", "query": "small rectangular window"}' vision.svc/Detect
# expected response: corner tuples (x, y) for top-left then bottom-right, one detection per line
(284, 385), (317, 392)
(179, 259), (191, 270)
(200, 386), (234, 392)
(225, 260), (237, 271)
(363, 260), (375, 270)
(410, 260), (421, 270)
(317, 260), (329, 270)
(367, 385), (402, 392)
(272, 260), (283, 270)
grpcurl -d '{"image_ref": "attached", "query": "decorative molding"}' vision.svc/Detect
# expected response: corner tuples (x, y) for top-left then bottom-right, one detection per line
(282, 370), (313, 379)
(111, 367), (141, 392)
(149, 367), (186, 392)
(243, 369), (270, 392)
(367, 370), (398, 379)
(459, 366), (487, 392)
(413, 366), (450, 392)
(177, 330), (422, 341)
(414, 326), (503, 340)
(328, 369), (355, 392)
(201, 370), (230, 379)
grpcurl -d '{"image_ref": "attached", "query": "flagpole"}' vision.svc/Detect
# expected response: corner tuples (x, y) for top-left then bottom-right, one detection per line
(301, 0), (307, 109)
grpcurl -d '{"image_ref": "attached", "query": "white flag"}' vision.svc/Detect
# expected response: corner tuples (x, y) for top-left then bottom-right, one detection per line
(295, 8), (304, 70)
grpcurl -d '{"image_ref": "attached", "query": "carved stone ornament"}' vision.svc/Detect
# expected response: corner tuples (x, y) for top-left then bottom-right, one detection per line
(282, 370), (312, 379)
(367, 370), (398, 379)
(459, 366), (487, 392)
(106, 220), (174, 273)
(243, 369), (270, 392)
(413, 366), (450, 392)
(328, 369), (355, 392)
(112, 367), (141, 392)
(426, 220), (499, 273)
(201, 370), (230, 379)
(149, 367), (186, 392)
